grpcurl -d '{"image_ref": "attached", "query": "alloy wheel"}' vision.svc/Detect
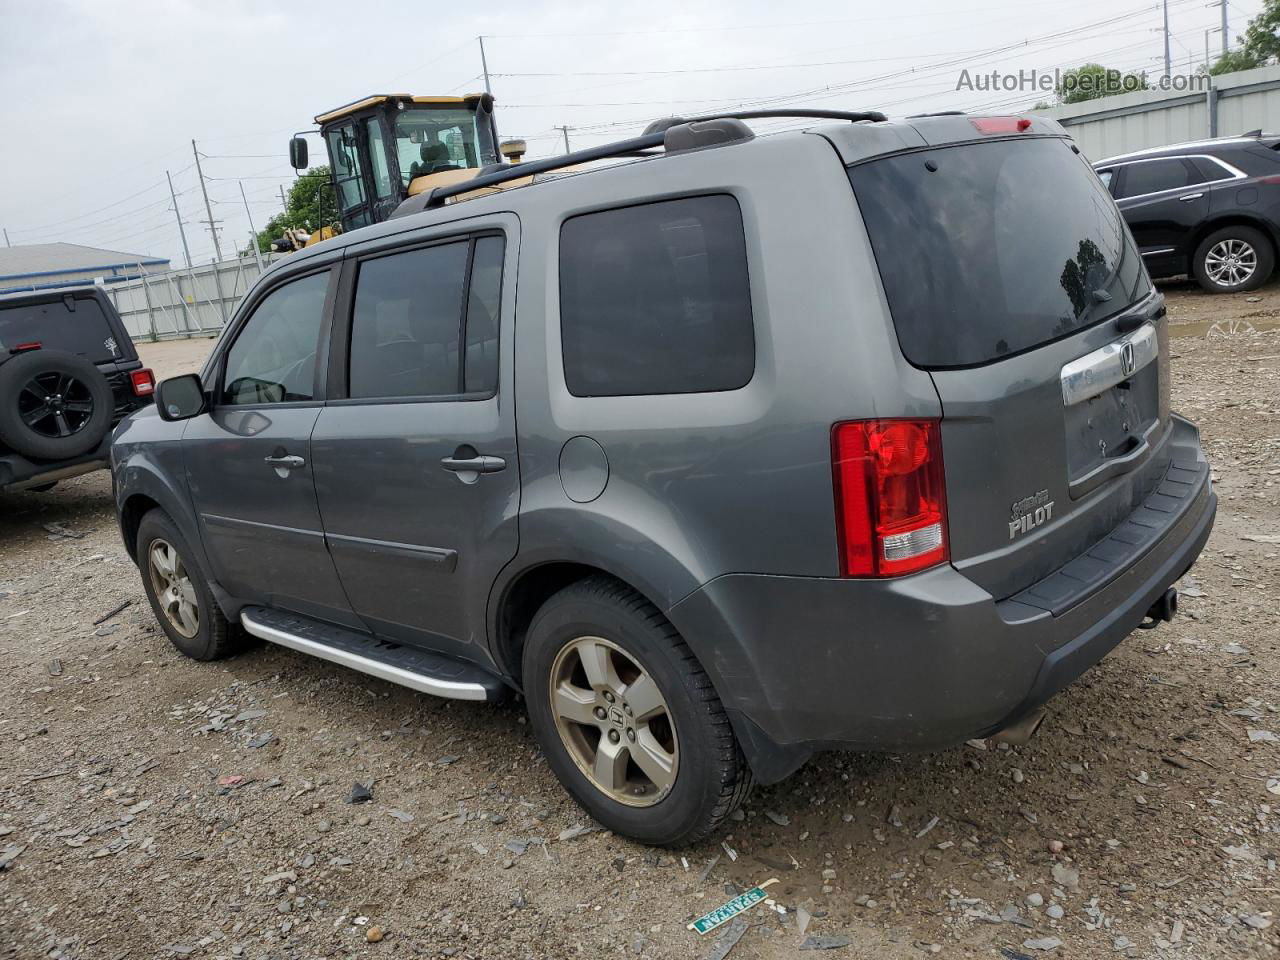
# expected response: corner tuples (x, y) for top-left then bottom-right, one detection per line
(549, 636), (679, 807)
(1205, 238), (1258, 288)
(18, 372), (95, 439)
(148, 539), (200, 639)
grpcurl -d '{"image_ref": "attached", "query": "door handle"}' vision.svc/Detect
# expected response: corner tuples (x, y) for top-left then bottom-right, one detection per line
(441, 455), (506, 474)
(1178, 193), (1203, 201)
(264, 455), (305, 469)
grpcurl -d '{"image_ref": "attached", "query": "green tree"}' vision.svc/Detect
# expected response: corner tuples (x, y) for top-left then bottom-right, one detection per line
(1057, 63), (1149, 104)
(249, 166), (338, 253)
(1209, 0), (1280, 74)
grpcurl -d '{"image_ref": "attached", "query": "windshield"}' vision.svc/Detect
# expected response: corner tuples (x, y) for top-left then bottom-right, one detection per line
(848, 137), (1150, 368)
(394, 107), (485, 186)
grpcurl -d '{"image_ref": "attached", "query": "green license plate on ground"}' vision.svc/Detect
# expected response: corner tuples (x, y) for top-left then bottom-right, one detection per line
(688, 881), (775, 935)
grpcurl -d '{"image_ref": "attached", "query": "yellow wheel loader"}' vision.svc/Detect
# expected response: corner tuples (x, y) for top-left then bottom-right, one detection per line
(283, 93), (526, 249)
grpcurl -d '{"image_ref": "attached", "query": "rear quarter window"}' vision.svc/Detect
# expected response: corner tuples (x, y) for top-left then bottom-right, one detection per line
(559, 194), (755, 397)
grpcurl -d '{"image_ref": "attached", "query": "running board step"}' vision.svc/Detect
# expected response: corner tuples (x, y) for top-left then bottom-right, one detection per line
(240, 606), (504, 702)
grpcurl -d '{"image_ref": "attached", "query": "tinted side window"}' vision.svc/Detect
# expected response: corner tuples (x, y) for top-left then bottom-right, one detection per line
(222, 271), (329, 405)
(559, 195), (755, 397)
(348, 235), (505, 399)
(1117, 159), (1195, 198)
(1189, 156), (1234, 182)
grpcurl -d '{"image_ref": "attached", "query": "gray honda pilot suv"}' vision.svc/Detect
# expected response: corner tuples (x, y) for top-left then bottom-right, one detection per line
(112, 110), (1215, 846)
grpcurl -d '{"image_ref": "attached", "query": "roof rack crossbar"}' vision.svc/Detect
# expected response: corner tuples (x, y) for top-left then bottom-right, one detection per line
(420, 131), (667, 209)
(413, 109), (886, 211)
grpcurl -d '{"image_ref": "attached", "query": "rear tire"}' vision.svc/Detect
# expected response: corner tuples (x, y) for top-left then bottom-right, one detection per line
(136, 509), (247, 662)
(1192, 225), (1274, 293)
(523, 575), (751, 846)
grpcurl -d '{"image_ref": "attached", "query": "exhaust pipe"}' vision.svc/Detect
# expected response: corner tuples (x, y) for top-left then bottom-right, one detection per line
(990, 708), (1046, 746)
(1146, 587), (1178, 624)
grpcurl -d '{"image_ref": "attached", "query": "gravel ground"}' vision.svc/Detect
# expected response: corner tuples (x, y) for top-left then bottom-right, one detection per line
(1, 283), (1278, 960)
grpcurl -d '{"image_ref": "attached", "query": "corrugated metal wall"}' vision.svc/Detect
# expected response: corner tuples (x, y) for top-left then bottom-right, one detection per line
(104, 254), (279, 341)
(1036, 64), (1280, 162)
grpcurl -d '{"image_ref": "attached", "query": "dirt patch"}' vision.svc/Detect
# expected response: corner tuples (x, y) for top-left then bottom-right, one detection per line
(1, 286), (1277, 959)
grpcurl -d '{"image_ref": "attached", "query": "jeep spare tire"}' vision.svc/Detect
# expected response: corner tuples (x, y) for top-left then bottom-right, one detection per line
(0, 349), (114, 460)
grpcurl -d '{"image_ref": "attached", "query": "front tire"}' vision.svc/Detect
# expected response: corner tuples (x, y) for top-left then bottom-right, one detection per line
(523, 576), (751, 846)
(1192, 225), (1274, 293)
(136, 509), (246, 661)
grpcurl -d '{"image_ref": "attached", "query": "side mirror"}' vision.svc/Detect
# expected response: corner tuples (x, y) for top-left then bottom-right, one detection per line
(288, 136), (308, 170)
(499, 139), (527, 163)
(156, 374), (207, 422)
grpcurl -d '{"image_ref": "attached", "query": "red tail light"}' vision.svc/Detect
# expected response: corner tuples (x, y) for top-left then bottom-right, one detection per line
(970, 116), (1032, 135)
(130, 368), (156, 397)
(13, 341), (42, 353)
(831, 419), (948, 577)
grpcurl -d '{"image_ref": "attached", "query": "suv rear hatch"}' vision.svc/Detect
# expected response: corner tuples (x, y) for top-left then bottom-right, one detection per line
(848, 130), (1171, 601)
(0, 290), (136, 365)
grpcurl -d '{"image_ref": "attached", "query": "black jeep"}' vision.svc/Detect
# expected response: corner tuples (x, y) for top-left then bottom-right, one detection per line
(0, 287), (154, 493)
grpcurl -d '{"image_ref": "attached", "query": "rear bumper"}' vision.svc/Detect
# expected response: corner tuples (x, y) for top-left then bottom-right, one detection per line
(669, 416), (1215, 783)
(1, 424), (125, 491)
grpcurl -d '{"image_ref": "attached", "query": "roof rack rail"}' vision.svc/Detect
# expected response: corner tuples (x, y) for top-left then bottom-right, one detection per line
(400, 109), (887, 214)
(673, 108), (887, 126)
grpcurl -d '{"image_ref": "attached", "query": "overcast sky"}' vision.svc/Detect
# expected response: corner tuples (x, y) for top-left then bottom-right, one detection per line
(0, 0), (1259, 268)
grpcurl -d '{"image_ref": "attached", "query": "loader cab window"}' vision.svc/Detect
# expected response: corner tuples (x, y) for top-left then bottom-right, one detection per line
(394, 106), (484, 186)
(326, 124), (368, 224)
(365, 118), (393, 200)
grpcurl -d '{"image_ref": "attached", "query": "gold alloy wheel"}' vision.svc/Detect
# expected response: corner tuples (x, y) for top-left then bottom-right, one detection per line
(549, 636), (679, 807)
(148, 538), (200, 639)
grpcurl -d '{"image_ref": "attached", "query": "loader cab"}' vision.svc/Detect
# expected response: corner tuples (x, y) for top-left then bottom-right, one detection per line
(290, 93), (501, 234)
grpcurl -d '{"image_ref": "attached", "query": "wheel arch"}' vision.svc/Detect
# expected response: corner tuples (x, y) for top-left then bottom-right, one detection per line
(489, 558), (672, 690)
(1186, 214), (1279, 273)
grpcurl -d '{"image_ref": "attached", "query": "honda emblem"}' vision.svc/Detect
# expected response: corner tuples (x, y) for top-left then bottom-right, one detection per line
(1120, 340), (1136, 377)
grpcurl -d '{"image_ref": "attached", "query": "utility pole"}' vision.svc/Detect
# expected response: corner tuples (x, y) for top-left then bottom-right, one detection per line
(279, 184), (289, 212)
(1162, 0), (1171, 78)
(191, 139), (223, 263)
(478, 36), (492, 95)
(239, 181), (265, 271)
(166, 170), (193, 270)
(1219, 0), (1229, 56)
(556, 125), (572, 154)
(2, 228), (10, 248)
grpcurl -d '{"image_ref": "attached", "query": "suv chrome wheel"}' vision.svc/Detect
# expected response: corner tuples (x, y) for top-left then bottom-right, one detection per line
(148, 538), (200, 639)
(549, 636), (678, 807)
(1205, 238), (1258, 287)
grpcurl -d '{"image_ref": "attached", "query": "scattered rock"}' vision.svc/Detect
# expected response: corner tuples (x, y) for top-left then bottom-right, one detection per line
(800, 935), (852, 950)
(365, 925), (384, 942)
(1022, 937), (1063, 951)
(1025, 893), (1044, 908)
(348, 782), (373, 804)
(764, 810), (790, 827)
(1046, 904), (1065, 920)
(1050, 863), (1079, 890)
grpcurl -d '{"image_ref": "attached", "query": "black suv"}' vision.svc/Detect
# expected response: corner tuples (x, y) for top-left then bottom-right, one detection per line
(0, 287), (154, 492)
(1095, 133), (1280, 293)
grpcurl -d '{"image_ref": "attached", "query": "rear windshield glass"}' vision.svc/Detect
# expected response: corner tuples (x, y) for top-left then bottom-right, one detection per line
(0, 295), (124, 364)
(848, 137), (1149, 368)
